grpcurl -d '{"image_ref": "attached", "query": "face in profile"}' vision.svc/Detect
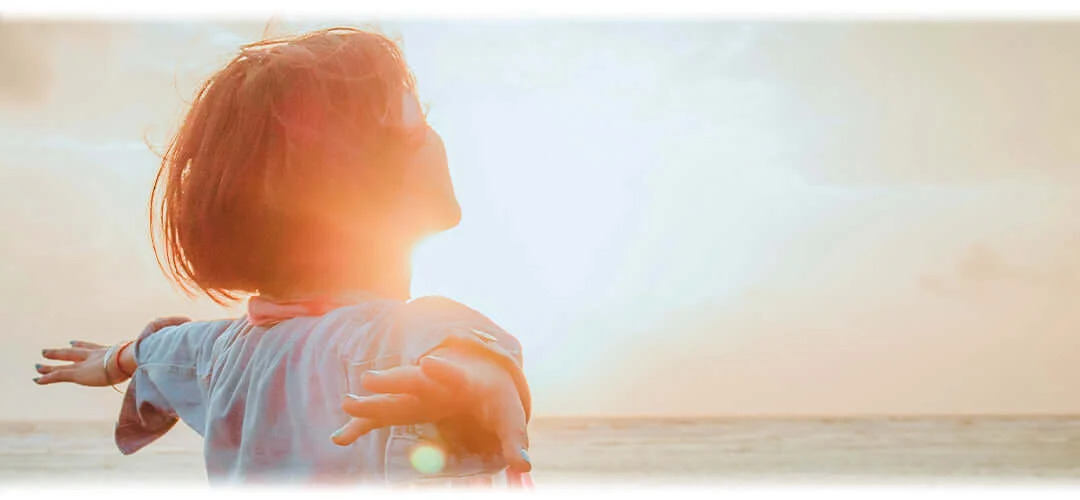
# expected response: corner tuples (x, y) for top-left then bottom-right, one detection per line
(396, 96), (462, 237)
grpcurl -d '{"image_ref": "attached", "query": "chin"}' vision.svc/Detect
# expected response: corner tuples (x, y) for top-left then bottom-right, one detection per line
(433, 200), (462, 232)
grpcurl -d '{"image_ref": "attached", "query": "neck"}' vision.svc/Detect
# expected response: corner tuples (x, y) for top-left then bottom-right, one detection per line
(265, 241), (414, 303)
(353, 244), (413, 301)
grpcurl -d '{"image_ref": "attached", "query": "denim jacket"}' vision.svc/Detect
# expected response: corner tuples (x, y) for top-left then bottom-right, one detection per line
(113, 295), (529, 485)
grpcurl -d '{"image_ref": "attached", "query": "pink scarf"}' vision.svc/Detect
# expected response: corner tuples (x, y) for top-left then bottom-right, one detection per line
(247, 295), (353, 327)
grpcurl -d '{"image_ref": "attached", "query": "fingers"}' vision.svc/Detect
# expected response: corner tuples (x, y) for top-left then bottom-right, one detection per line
(35, 363), (73, 375)
(330, 417), (378, 446)
(493, 396), (531, 473)
(41, 348), (89, 362)
(508, 471), (534, 489)
(436, 417), (501, 457)
(69, 340), (105, 349)
(342, 393), (444, 426)
(361, 365), (441, 396)
(508, 471), (524, 488)
(420, 353), (531, 471)
(34, 370), (75, 385)
(419, 355), (471, 391)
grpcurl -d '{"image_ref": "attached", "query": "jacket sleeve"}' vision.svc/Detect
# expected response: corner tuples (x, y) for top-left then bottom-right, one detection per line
(114, 320), (232, 455)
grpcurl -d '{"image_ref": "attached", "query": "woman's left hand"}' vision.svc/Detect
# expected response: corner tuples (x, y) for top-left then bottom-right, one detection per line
(332, 351), (531, 473)
(34, 316), (191, 386)
(35, 341), (117, 386)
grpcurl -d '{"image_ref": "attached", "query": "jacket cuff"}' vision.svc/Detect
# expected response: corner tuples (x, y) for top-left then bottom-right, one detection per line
(112, 328), (180, 455)
(114, 378), (180, 455)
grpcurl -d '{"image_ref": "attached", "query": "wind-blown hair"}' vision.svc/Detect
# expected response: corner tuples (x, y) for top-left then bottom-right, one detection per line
(151, 27), (427, 304)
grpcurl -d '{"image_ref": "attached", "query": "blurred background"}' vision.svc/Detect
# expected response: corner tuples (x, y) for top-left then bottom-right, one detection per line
(2, 19), (1080, 484)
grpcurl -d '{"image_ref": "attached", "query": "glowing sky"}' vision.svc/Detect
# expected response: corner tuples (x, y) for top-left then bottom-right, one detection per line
(3, 21), (1079, 420)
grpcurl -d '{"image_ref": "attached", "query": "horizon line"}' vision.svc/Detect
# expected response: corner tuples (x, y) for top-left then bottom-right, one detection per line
(7, 411), (1080, 424)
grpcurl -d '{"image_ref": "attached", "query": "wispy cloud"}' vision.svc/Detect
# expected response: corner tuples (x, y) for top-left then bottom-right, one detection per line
(1, 135), (149, 153)
(0, 23), (56, 103)
(921, 242), (1080, 296)
(741, 23), (1080, 186)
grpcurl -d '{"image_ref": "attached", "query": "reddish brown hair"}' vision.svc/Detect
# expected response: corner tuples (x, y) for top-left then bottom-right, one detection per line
(151, 27), (427, 304)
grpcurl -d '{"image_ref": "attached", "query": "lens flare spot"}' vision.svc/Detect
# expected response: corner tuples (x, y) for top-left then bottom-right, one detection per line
(410, 443), (446, 475)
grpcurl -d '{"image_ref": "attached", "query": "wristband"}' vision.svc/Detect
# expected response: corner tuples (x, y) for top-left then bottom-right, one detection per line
(102, 344), (122, 394)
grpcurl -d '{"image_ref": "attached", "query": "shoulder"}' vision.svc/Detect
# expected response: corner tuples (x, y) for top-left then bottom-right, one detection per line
(400, 296), (521, 352)
(406, 295), (483, 318)
(136, 317), (235, 342)
(402, 296), (501, 331)
(174, 318), (238, 337)
(197, 318), (238, 332)
(336, 296), (523, 361)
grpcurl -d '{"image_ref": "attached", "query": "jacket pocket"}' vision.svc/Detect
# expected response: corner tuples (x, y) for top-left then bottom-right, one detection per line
(384, 422), (507, 486)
